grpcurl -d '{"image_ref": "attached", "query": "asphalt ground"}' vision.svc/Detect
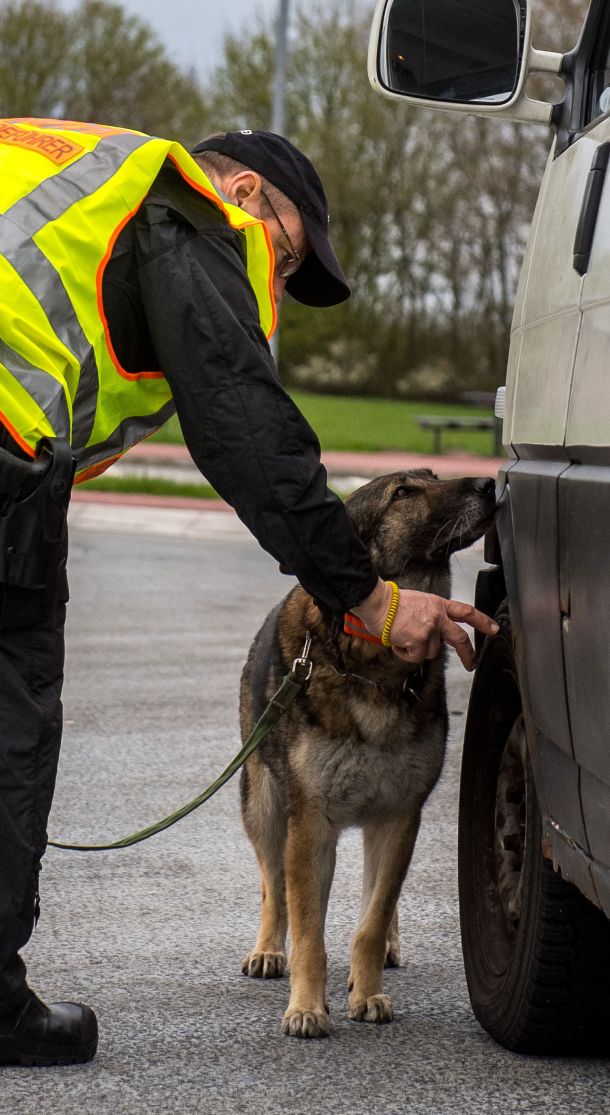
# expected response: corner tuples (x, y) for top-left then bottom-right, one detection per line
(1, 502), (607, 1114)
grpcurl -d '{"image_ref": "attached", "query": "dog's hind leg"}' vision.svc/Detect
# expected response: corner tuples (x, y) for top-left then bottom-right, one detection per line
(282, 804), (337, 1038)
(241, 761), (288, 979)
(347, 810), (421, 1023)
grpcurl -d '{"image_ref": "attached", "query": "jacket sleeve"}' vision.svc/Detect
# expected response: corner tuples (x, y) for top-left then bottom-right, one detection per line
(133, 198), (378, 616)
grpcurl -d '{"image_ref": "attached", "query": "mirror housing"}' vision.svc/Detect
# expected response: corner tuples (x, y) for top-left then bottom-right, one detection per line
(368, 0), (564, 126)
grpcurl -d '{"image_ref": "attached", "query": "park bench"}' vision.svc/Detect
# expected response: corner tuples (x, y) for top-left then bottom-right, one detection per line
(417, 414), (502, 456)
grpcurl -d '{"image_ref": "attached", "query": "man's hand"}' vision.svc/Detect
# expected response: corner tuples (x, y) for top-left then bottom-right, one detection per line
(352, 579), (499, 672)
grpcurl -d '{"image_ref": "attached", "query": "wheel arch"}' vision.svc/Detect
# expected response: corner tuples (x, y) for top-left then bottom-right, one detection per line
(474, 465), (521, 657)
(469, 465), (604, 911)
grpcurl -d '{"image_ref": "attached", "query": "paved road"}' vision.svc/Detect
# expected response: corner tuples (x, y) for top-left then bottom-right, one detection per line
(2, 506), (607, 1113)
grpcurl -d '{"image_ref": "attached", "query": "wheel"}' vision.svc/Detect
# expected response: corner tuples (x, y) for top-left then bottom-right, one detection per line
(458, 602), (610, 1054)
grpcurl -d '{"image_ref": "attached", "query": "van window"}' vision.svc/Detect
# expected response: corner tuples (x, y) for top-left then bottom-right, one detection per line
(585, 8), (610, 125)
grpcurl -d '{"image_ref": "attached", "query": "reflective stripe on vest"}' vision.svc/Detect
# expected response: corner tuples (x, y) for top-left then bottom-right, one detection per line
(0, 118), (277, 480)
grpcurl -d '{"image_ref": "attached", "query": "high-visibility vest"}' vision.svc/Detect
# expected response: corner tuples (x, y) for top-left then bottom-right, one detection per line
(0, 118), (277, 481)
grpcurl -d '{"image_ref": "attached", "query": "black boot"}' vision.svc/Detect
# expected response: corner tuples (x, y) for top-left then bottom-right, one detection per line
(0, 992), (98, 1066)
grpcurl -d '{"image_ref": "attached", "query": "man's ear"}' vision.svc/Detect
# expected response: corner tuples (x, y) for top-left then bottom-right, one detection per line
(225, 170), (263, 209)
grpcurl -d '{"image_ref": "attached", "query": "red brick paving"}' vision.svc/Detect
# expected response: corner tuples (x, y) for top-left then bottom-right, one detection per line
(127, 439), (504, 479)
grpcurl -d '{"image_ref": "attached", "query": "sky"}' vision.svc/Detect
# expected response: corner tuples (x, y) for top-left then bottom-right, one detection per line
(99, 0), (280, 80)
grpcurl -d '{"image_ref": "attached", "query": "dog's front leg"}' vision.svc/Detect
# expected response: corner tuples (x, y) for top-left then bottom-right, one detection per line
(282, 804), (336, 1039)
(348, 810), (421, 1023)
(385, 906), (401, 969)
(241, 759), (289, 978)
(242, 845), (288, 979)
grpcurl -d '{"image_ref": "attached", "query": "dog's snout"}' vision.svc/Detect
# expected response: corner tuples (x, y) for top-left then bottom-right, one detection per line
(471, 477), (496, 495)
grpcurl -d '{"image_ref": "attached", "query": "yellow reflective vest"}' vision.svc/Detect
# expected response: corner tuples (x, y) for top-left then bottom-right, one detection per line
(0, 118), (277, 481)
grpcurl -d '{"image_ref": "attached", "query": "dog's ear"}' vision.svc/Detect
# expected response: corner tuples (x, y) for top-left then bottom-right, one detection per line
(345, 471), (437, 541)
(344, 477), (389, 549)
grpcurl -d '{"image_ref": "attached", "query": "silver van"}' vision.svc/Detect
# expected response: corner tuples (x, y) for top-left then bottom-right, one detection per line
(369, 0), (610, 1055)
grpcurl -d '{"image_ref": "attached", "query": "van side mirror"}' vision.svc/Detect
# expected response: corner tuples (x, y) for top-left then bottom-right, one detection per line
(368, 0), (564, 125)
(377, 0), (524, 105)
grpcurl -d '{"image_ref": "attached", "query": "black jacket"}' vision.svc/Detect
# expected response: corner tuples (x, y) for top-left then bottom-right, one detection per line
(101, 164), (378, 615)
(3, 164), (377, 615)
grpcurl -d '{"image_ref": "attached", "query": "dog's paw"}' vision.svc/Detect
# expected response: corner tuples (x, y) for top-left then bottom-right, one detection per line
(282, 1006), (330, 1039)
(347, 993), (393, 1024)
(384, 943), (401, 968)
(241, 950), (287, 978)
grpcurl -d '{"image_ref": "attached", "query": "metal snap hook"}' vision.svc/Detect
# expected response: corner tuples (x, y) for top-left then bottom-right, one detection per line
(292, 630), (313, 680)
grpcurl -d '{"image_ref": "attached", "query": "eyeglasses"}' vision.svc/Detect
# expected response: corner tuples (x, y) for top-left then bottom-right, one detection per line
(260, 190), (301, 279)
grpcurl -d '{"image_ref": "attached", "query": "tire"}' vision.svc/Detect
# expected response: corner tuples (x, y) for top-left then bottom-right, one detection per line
(458, 602), (610, 1055)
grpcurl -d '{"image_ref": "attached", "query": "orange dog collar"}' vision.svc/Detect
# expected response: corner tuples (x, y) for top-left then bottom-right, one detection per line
(343, 613), (383, 645)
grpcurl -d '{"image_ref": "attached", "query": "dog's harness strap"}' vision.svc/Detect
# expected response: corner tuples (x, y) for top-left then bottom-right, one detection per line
(48, 659), (312, 853)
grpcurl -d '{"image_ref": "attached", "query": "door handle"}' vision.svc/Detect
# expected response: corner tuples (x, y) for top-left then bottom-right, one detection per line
(573, 142), (610, 275)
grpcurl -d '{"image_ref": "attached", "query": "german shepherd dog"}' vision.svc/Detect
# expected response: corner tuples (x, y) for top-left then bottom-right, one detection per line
(239, 470), (495, 1038)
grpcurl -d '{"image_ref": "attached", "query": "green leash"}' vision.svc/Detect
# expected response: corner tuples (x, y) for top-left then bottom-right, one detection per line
(49, 641), (312, 853)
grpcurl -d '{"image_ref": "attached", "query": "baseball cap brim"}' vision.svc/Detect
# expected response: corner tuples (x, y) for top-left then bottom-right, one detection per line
(191, 130), (351, 309)
(285, 211), (351, 308)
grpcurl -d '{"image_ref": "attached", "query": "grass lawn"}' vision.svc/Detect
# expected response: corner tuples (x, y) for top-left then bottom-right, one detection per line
(80, 475), (219, 500)
(80, 392), (499, 500)
(150, 391), (498, 457)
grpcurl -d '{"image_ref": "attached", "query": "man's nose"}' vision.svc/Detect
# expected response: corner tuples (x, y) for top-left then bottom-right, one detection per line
(273, 274), (286, 304)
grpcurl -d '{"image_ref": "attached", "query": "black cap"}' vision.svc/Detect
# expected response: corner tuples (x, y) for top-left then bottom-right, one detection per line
(191, 130), (351, 308)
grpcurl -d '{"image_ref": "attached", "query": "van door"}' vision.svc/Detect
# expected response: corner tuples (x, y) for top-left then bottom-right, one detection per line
(557, 20), (610, 899)
(500, 127), (602, 857)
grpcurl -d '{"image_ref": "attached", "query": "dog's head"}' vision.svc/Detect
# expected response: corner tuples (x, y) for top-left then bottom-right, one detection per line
(345, 470), (496, 583)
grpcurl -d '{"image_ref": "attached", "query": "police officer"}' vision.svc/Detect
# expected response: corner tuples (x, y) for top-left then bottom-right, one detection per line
(0, 121), (497, 1066)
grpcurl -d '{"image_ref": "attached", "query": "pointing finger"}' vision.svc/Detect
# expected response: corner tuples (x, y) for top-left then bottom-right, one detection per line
(440, 617), (477, 671)
(445, 600), (499, 637)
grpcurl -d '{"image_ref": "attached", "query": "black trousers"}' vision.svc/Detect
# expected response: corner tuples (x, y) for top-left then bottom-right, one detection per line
(0, 564), (67, 1013)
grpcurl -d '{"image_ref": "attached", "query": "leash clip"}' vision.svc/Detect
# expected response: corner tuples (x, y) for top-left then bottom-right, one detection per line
(292, 630), (313, 681)
(402, 665), (425, 706)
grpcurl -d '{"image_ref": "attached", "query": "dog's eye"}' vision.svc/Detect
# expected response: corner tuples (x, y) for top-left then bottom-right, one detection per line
(393, 486), (417, 500)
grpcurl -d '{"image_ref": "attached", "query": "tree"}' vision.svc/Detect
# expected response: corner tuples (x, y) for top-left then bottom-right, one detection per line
(0, 0), (209, 146)
(63, 0), (209, 144)
(0, 0), (590, 398)
(0, 1), (68, 117)
(204, 0), (588, 397)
